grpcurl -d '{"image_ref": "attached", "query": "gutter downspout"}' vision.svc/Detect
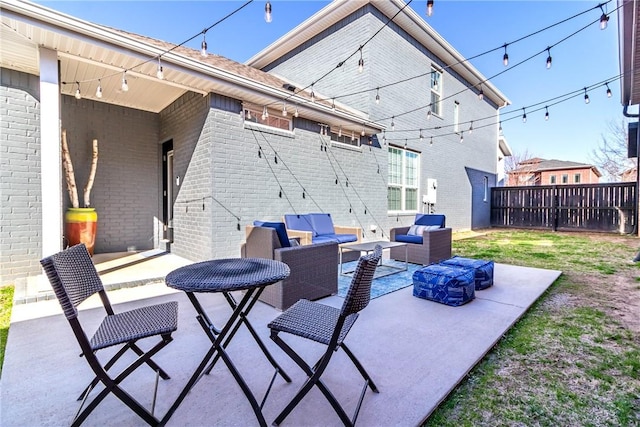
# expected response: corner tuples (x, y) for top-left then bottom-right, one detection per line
(623, 106), (640, 251)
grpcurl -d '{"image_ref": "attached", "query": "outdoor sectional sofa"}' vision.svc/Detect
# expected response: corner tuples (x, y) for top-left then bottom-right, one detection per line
(389, 213), (452, 265)
(283, 213), (362, 262)
(241, 223), (338, 311)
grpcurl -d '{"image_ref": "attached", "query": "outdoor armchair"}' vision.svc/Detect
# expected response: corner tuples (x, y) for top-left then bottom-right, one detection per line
(389, 214), (452, 265)
(39, 244), (178, 426)
(241, 224), (339, 310)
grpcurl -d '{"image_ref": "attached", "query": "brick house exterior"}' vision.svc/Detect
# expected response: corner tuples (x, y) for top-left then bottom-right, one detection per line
(506, 158), (602, 186)
(0, 0), (508, 287)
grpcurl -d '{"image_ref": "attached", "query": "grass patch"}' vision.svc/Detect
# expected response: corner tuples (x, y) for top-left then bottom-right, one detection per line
(0, 286), (14, 377)
(425, 230), (640, 426)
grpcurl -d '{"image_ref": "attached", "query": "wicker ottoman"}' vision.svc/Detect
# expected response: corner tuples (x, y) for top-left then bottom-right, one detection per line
(412, 264), (475, 306)
(440, 256), (494, 290)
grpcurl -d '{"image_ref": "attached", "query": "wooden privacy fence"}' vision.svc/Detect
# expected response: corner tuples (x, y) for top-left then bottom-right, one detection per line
(491, 183), (637, 233)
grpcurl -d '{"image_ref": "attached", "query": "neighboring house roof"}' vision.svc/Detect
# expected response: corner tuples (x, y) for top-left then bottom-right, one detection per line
(618, 0), (640, 106)
(511, 159), (603, 177)
(0, 0), (383, 134)
(246, 0), (511, 109)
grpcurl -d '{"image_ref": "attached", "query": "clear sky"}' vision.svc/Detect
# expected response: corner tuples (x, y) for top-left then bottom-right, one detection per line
(34, 0), (625, 166)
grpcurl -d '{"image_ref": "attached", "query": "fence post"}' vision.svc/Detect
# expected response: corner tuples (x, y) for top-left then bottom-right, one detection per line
(552, 185), (558, 232)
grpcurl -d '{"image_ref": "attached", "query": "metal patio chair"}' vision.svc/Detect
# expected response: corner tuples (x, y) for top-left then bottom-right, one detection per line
(40, 244), (178, 426)
(267, 245), (382, 426)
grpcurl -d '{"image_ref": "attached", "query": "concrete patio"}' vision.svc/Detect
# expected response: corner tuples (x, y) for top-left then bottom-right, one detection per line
(1, 253), (560, 426)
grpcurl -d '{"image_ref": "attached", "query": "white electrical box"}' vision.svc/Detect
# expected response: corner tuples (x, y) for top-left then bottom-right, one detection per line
(423, 179), (437, 204)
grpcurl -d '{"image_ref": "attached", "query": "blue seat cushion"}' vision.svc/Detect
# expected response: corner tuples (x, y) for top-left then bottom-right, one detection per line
(413, 264), (475, 306)
(440, 256), (494, 290)
(308, 213), (336, 236)
(312, 233), (357, 244)
(283, 214), (315, 234)
(395, 234), (423, 244)
(253, 221), (290, 248)
(414, 214), (445, 228)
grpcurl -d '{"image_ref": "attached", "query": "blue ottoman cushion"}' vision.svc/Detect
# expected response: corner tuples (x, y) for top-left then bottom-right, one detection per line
(440, 256), (494, 290)
(412, 264), (475, 306)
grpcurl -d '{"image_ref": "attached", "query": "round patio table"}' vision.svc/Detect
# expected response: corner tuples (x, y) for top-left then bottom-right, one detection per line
(162, 258), (291, 427)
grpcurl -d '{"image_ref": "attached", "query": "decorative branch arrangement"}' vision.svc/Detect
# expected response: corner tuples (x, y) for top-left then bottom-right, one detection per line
(61, 129), (98, 208)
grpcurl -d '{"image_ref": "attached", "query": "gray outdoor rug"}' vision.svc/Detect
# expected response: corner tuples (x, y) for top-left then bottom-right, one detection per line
(338, 260), (422, 298)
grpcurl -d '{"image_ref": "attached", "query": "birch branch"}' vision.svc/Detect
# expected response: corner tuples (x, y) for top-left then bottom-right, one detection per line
(83, 139), (98, 207)
(61, 129), (79, 208)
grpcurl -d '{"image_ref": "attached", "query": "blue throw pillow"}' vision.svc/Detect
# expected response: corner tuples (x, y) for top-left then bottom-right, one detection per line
(253, 221), (290, 248)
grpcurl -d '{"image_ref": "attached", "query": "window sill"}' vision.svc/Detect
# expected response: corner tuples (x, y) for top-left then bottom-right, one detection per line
(244, 121), (295, 138)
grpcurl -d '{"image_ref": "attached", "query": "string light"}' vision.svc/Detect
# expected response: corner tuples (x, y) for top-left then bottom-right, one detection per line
(95, 80), (103, 98)
(375, 87), (380, 104)
(427, 109), (432, 120)
(430, 136), (433, 146)
(156, 57), (164, 80)
(338, 126), (342, 137)
(584, 87), (590, 104)
(499, 121), (503, 133)
(468, 121), (473, 134)
(121, 71), (128, 92)
(282, 101), (287, 117)
(310, 84), (315, 103)
(427, 0), (434, 17)
(361, 125), (365, 136)
(264, 1), (272, 23)
(546, 47), (552, 69)
(201, 33), (208, 57)
(503, 44), (509, 67)
(605, 83), (612, 98)
(522, 108), (527, 123)
(419, 129), (424, 141)
(599, 5), (609, 30)
(544, 106), (549, 121)
(460, 131), (464, 143)
(74, 81), (81, 100)
(358, 47), (364, 73)
(391, 116), (395, 131)
(351, 130), (355, 142)
(331, 98), (336, 111)
(294, 105), (299, 117)
(478, 85), (484, 101)
(262, 105), (269, 120)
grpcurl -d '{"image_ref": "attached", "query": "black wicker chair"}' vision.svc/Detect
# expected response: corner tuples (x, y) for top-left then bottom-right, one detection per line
(267, 245), (382, 426)
(40, 244), (178, 426)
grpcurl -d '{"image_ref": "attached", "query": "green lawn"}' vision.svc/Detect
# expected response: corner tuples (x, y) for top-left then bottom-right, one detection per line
(0, 285), (14, 377)
(425, 230), (640, 426)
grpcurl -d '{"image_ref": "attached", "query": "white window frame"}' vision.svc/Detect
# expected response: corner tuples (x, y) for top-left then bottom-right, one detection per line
(430, 67), (443, 117)
(243, 103), (292, 132)
(483, 176), (489, 202)
(574, 173), (581, 183)
(388, 146), (420, 213)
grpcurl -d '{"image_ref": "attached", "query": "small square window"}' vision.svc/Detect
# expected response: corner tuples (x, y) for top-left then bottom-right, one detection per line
(574, 173), (581, 183)
(562, 174), (568, 184)
(550, 175), (556, 184)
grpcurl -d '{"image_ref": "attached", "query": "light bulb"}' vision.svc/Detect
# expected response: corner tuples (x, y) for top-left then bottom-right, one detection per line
(503, 45), (509, 67)
(427, 0), (433, 17)
(358, 58), (364, 73)
(75, 83), (81, 100)
(584, 88), (590, 104)
(460, 131), (464, 143)
(430, 137), (433, 146)
(282, 103), (287, 117)
(96, 81), (103, 98)
(201, 35), (207, 57)
(391, 116), (395, 131)
(427, 109), (432, 120)
(331, 99), (336, 111)
(522, 109), (527, 123)
(600, 13), (609, 30)
(310, 86), (315, 103)
(157, 65), (164, 80)
(265, 1), (272, 23)
(294, 106), (299, 117)
(478, 87), (484, 101)
(338, 126), (342, 137)
(351, 130), (355, 142)
(469, 121), (473, 134)
(361, 126), (365, 136)
(545, 107), (549, 121)
(375, 88), (380, 104)
(121, 72), (129, 92)
(546, 48), (552, 69)
(606, 84), (612, 98)
(420, 129), (424, 141)
(499, 122), (503, 133)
